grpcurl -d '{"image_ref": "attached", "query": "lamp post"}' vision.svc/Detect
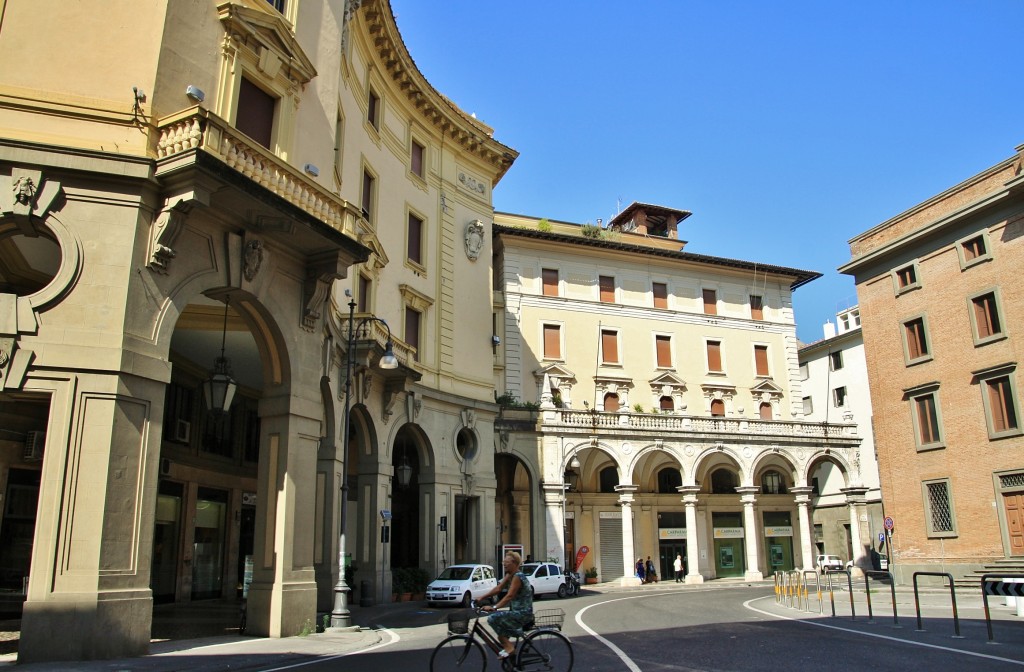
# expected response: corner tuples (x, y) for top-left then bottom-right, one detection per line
(331, 298), (398, 629)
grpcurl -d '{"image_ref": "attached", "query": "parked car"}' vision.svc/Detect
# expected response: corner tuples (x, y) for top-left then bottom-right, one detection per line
(426, 564), (498, 607)
(816, 554), (843, 572)
(521, 562), (568, 598)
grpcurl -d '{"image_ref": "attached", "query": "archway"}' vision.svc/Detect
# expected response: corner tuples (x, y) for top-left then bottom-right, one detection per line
(495, 454), (532, 561)
(391, 423), (428, 569)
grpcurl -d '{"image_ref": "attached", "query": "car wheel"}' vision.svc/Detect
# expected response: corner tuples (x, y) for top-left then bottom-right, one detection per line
(461, 591), (472, 608)
(557, 584), (567, 599)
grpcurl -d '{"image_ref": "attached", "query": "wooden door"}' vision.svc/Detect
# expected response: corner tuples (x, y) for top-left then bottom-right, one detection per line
(1004, 493), (1024, 556)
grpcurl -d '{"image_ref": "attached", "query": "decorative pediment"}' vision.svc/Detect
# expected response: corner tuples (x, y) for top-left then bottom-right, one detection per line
(649, 371), (687, 391)
(218, 2), (317, 86)
(534, 363), (576, 384)
(594, 375), (634, 394)
(358, 231), (389, 271)
(751, 379), (784, 395)
(399, 284), (433, 311)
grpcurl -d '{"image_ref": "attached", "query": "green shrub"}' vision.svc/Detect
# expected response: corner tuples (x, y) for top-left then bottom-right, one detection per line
(537, 218), (552, 232)
(581, 223), (602, 239)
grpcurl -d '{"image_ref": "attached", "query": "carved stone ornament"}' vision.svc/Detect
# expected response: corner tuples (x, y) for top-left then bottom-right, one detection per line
(12, 176), (37, 208)
(464, 220), (485, 261)
(244, 239), (264, 281)
(458, 172), (486, 194)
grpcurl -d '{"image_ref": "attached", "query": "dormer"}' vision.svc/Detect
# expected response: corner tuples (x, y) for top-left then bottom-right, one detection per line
(608, 202), (691, 243)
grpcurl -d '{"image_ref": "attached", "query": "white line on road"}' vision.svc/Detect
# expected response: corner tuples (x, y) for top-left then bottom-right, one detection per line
(260, 626), (401, 671)
(576, 591), (683, 672)
(744, 596), (1024, 668)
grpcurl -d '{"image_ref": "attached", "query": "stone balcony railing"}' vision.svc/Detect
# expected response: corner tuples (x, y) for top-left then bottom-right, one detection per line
(154, 106), (358, 236)
(342, 313), (417, 369)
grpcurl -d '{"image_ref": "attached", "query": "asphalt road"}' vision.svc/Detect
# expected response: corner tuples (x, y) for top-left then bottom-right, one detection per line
(225, 584), (1024, 672)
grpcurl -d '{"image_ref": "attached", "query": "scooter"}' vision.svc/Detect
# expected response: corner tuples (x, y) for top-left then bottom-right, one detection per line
(560, 568), (581, 597)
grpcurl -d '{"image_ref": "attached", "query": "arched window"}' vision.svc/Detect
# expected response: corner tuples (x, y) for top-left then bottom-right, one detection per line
(599, 466), (618, 493)
(761, 470), (787, 494)
(603, 393), (620, 412)
(657, 468), (681, 493)
(710, 468), (737, 494)
(759, 402), (772, 420)
(710, 399), (725, 416)
(659, 396), (674, 412)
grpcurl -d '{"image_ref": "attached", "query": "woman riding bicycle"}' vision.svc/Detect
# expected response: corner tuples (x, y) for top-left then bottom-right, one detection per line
(480, 551), (533, 659)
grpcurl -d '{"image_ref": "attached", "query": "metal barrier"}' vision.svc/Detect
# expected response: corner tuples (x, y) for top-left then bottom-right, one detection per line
(774, 571), (783, 604)
(863, 570), (899, 627)
(803, 569), (823, 614)
(912, 571), (961, 638)
(981, 573), (1024, 643)
(823, 568), (855, 620)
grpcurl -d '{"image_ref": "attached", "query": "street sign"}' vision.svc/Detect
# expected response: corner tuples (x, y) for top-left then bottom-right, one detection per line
(380, 509), (392, 520)
(984, 581), (1024, 597)
(883, 516), (894, 530)
(878, 532), (885, 543)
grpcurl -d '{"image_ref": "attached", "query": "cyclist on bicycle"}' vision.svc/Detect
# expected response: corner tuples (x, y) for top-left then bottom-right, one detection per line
(480, 550), (533, 659)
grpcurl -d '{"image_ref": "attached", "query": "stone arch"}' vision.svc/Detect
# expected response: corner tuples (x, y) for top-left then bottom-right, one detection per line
(626, 443), (685, 493)
(750, 450), (799, 493)
(565, 445), (619, 493)
(804, 449), (853, 492)
(692, 446), (745, 493)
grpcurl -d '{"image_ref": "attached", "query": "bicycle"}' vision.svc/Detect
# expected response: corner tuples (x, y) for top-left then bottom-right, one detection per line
(430, 602), (573, 672)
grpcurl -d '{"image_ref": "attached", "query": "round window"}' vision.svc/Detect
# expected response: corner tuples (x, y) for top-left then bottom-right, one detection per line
(456, 427), (477, 461)
(0, 228), (61, 296)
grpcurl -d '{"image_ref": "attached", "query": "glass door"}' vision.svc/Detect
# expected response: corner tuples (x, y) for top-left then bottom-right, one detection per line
(191, 487), (227, 600)
(151, 481), (183, 603)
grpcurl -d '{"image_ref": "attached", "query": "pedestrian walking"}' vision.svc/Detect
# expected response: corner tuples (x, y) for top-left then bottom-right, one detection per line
(673, 553), (683, 582)
(635, 557), (645, 583)
(645, 556), (657, 583)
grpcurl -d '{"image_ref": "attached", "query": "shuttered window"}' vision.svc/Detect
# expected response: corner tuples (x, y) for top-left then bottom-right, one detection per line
(707, 341), (722, 372)
(411, 140), (425, 178)
(604, 393), (620, 412)
(987, 376), (1019, 434)
(237, 77), (275, 148)
(754, 345), (769, 377)
(703, 289), (717, 315)
(656, 335), (672, 368)
(653, 282), (668, 309)
(407, 213), (423, 265)
(972, 292), (1002, 340)
(601, 330), (618, 364)
(542, 269), (559, 297)
(543, 324), (561, 359)
(361, 170), (375, 222)
(598, 515), (624, 580)
(750, 295), (763, 321)
(914, 393), (940, 446)
(759, 402), (773, 420)
(710, 399), (725, 416)
(404, 307), (421, 359)
(599, 276), (615, 303)
(904, 318), (929, 361)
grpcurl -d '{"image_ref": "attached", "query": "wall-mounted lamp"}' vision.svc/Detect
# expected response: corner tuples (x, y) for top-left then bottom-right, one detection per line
(304, 163), (320, 177)
(396, 448), (413, 488)
(491, 335), (501, 346)
(185, 85), (205, 102)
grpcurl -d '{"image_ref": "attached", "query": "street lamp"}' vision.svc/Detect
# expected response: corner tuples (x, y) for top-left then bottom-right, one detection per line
(331, 298), (398, 629)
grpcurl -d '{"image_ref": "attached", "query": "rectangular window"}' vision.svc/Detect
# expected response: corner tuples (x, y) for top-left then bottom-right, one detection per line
(894, 263), (920, 293)
(361, 169), (375, 222)
(971, 291), (1003, 343)
(706, 340), (722, 372)
(750, 295), (763, 321)
(236, 77), (275, 149)
(802, 396), (813, 415)
(543, 324), (562, 359)
(798, 363), (809, 381)
(367, 88), (380, 129)
(404, 307), (421, 360)
(904, 317), (930, 363)
(655, 335), (672, 368)
(653, 282), (668, 309)
(333, 111), (344, 183)
(923, 479), (956, 537)
(599, 275), (615, 303)
(912, 392), (942, 448)
(407, 213), (423, 265)
(832, 386), (847, 408)
(542, 269), (559, 297)
(163, 382), (194, 443)
(754, 345), (769, 377)
(357, 275), (371, 313)
(958, 232), (992, 269)
(962, 235), (986, 261)
(601, 330), (619, 364)
(984, 375), (1020, 436)
(411, 139), (425, 178)
(829, 351), (844, 371)
(266, 0), (286, 12)
(702, 288), (717, 315)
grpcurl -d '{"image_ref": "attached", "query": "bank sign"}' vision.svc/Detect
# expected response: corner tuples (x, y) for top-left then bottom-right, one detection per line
(763, 526), (793, 537)
(658, 528), (687, 539)
(713, 527), (744, 539)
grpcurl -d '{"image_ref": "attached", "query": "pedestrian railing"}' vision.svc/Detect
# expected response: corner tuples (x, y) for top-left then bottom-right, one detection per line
(911, 571), (961, 638)
(863, 570), (899, 627)
(823, 568), (855, 620)
(981, 573), (1024, 643)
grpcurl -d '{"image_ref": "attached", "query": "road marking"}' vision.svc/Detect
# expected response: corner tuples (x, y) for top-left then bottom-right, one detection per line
(260, 626), (401, 671)
(576, 591), (682, 672)
(744, 596), (1024, 667)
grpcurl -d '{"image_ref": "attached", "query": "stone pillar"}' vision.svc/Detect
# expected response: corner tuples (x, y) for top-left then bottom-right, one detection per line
(679, 486), (703, 584)
(541, 481), (567, 566)
(615, 485), (640, 586)
(843, 486), (869, 575)
(791, 486), (815, 571)
(737, 487), (763, 581)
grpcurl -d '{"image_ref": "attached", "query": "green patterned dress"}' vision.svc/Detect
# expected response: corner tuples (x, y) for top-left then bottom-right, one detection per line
(488, 571), (533, 638)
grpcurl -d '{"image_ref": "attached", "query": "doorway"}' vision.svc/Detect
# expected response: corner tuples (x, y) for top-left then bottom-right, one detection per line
(151, 481), (183, 603)
(192, 487), (228, 600)
(659, 541), (685, 580)
(1004, 492), (1024, 556)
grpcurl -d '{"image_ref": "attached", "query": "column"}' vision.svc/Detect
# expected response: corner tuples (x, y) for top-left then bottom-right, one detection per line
(541, 482), (567, 566)
(790, 486), (815, 571)
(737, 487), (763, 581)
(615, 485), (640, 586)
(679, 486), (703, 584)
(843, 486), (869, 575)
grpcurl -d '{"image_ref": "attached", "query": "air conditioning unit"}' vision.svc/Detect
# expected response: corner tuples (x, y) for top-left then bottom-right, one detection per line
(174, 419), (191, 443)
(23, 431), (45, 461)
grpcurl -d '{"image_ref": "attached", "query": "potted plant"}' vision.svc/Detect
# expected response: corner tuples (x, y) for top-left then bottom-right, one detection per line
(584, 566), (599, 585)
(409, 567), (431, 601)
(391, 568), (407, 602)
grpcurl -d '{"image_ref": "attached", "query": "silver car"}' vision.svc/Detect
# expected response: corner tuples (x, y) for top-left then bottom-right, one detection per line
(426, 564), (498, 607)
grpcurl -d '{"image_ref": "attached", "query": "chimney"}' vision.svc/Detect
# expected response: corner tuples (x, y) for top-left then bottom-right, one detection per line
(823, 321), (836, 339)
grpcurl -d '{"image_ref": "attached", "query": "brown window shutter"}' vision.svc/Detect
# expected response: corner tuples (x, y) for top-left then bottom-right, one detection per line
(917, 395), (938, 443)
(361, 171), (374, 221)
(602, 330), (618, 363)
(599, 276), (615, 303)
(407, 214), (422, 264)
(750, 295), (763, 321)
(542, 269), (559, 297)
(653, 283), (668, 309)
(703, 289), (717, 315)
(357, 275), (371, 313)
(710, 399), (725, 416)
(604, 393), (620, 412)
(237, 77), (275, 149)
(754, 346), (769, 376)
(411, 141), (424, 177)
(759, 403), (772, 420)
(656, 336), (672, 368)
(405, 307), (420, 358)
(707, 341), (722, 372)
(544, 324), (561, 359)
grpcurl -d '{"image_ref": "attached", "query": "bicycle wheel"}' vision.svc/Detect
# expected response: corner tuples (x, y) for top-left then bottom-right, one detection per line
(430, 635), (487, 672)
(517, 630), (573, 672)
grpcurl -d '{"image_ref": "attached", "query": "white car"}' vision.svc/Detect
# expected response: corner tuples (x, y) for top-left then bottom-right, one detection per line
(816, 554), (843, 572)
(426, 564), (498, 607)
(521, 562), (568, 599)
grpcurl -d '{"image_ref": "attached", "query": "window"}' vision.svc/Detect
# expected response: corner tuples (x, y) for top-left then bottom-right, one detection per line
(710, 469), (736, 494)
(893, 263), (920, 294)
(750, 295), (763, 321)
(599, 466), (618, 493)
(759, 402), (772, 420)
(357, 274), (371, 313)
(658, 468), (681, 493)
(655, 335), (672, 368)
(236, 77), (275, 148)
(653, 282), (668, 309)
(923, 479), (956, 537)
(958, 232), (991, 269)
(367, 87), (380, 129)
(404, 307), (421, 360)
(407, 212), (424, 266)
(361, 169), (375, 223)
(903, 317), (930, 363)
(603, 393), (620, 412)
(542, 269), (559, 297)
(910, 390), (943, 449)
(659, 396), (674, 412)
(802, 396), (813, 415)
(979, 371), (1021, 438)
(266, 0), (285, 12)
(163, 382), (194, 444)
(829, 351), (844, 371)
(333, 111), (344, 184)
(754, 345), (769, 377)
(761, 470), (786, 495)
(599, 275), (615, 303)
(832, 386), (847, 408)
(601, 330), (619, 365)
(543, 324), (561, 359)
(798, 363), (809, 380)
(706, 340), (723, 373)
(970, 290), (1004, 344)
(710, 399), (725, 417)
(702, 288), (717, 315)
(410, 139), (425, 178)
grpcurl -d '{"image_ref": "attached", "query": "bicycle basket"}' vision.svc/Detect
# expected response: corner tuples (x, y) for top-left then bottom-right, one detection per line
(532, 608), (565, 630)
(447, 611), (472, 634)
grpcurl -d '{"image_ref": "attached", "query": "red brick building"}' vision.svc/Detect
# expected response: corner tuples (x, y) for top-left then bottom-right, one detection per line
(840, 143), (1024, 583)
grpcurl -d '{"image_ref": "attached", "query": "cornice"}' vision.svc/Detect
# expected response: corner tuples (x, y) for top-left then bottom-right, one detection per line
(358, 1), (518, 183)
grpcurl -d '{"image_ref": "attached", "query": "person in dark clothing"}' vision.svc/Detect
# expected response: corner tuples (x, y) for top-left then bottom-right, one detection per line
(635, 557), (645, 582)
(645, 556), (657, 583)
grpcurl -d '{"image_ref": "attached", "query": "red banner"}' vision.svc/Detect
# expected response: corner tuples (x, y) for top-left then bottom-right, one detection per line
(574, 546), (590, 571)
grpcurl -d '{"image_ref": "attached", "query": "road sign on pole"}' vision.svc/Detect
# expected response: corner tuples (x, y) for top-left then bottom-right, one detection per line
(884, 516), (894, 530)
(878, 532), (885, 544)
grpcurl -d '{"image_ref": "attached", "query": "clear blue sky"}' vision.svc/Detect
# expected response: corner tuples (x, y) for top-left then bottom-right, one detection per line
(391, 0), (1024, 343)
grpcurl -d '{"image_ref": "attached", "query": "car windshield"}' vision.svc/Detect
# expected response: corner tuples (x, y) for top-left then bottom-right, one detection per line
(522, 563), (540, 575)
(436, 567), (473, 581)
